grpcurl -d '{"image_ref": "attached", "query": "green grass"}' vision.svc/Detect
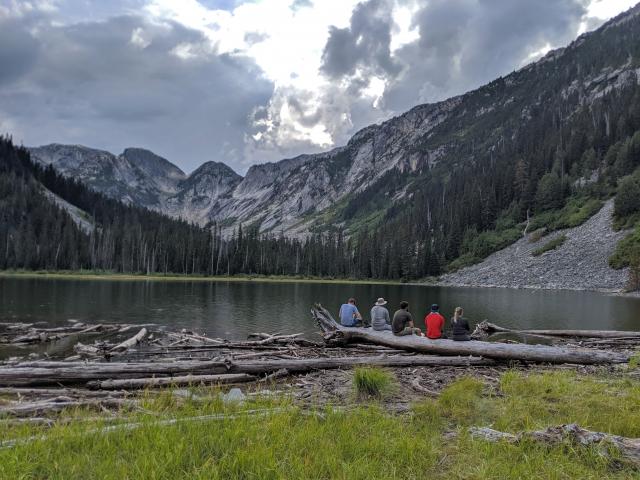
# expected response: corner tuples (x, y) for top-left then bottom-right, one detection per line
(613, 211), (640, 231)
(445, 252), (482, 272)
(529, 197), (604, 232)
(1, 371), (638, 479)
(531, 234), (567, 257)
(353, 367), (395, 400)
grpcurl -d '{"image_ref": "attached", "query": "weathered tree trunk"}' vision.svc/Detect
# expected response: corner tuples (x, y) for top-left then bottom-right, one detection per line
(312, 305), (629, 365)
(0, 397), (134, 417)
(0, 355), (493, 387)
(473, 321), (640, 339)
(470, 424), (640, 468)
(110, 328), (147, 353)
(88, 373), (257, 390)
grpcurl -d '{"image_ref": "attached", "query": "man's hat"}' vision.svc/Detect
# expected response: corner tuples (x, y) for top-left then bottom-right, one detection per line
(431, 304), (439, 311)
(375, 297), (387, 306)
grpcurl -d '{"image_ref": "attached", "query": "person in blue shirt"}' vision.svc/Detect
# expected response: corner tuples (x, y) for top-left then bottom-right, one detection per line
(339, 298), (363, 327)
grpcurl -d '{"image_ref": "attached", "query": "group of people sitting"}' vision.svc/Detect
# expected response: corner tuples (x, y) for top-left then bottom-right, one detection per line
(338, 297), (471, 341)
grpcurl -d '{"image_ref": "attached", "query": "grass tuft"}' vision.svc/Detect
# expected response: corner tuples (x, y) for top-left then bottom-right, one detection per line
(532, 234), (567, 256)
(353, 367), (395, 400)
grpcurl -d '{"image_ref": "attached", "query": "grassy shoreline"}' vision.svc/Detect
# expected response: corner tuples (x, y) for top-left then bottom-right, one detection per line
(0, 270), (410, 286)
(1, 369), (638, 478)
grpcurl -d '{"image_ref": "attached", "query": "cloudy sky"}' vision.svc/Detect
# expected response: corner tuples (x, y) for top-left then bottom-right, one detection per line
(0, 0), (637, 173)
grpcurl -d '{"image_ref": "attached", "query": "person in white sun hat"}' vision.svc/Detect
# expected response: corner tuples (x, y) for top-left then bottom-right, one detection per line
(370, 297), (392, 331)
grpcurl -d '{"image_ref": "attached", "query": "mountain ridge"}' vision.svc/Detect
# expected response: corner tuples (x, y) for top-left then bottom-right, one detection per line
(28, 3), (640, 241)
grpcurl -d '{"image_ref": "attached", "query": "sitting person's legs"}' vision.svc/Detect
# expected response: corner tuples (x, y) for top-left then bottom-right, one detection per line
(374, 324), (392, 331)
(394, 327), (419, 336)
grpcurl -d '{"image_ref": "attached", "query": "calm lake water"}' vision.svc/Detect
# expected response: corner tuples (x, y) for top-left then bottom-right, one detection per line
(2, 277), (640, 340)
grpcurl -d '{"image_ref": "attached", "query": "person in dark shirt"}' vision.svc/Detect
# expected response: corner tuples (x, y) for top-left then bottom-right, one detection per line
(450, 306), (471, 341)
(425, 304), (445, 339)
(392, 301), (423, 336)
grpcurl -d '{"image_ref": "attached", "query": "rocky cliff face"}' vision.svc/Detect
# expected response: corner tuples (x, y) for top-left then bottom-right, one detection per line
(165, 161), (242, 225)
(27, 4), (640, 236)
(29, 144), (186, 209)
(27, 97), (461, 233)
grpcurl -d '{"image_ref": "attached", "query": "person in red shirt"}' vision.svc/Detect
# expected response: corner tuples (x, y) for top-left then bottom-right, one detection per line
(425, 304), (446, 339)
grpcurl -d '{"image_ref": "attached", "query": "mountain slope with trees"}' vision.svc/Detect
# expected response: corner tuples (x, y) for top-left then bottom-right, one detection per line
(5, 4), (640, 287)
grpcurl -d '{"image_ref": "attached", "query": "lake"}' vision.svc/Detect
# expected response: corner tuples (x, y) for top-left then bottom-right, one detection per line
(2, 276), (640, 341)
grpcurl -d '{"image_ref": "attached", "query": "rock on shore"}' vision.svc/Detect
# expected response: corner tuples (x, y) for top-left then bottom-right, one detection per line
(439, 201), (629, 291)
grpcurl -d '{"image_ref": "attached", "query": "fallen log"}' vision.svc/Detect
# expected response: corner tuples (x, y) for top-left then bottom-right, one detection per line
(110, 328), (147, 353)
(469, 424), (640, 468)
(0, 397), (135, 417)
(0, 355), (494, 387)
(473, 321), (640, 339)
(312, 305), (629, 365)
(87, 373), (257, 390)
(0, 387), (130, 398)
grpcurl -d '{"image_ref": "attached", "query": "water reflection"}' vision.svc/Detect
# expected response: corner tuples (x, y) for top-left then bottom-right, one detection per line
(1, 277), (639, 340)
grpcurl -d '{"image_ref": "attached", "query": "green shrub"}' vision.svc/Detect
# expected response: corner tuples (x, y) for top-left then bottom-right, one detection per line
(446, 253), (481, 272)
(529, 197), (603, 232)
(353, 367), (395, 399)
(609, 226), (640, 269)
(535, 173), (564, 211)
(460, 228), (521, 259)
(554, 198), (603, 229)
(614, 174), (640, 219)
(532, 234), (567, 257)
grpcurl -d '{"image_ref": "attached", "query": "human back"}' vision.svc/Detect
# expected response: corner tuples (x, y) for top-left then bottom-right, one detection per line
(392, 301), (422, 336)
(425, 304), (445, 339)
(370, 298), (391, 331)
(339, 298), (361, 327)
(450, 306), (471, 341)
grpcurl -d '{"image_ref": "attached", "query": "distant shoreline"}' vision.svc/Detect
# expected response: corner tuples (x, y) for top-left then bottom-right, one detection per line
(0, 270), (409, 286)
(1, 271), (635, 295)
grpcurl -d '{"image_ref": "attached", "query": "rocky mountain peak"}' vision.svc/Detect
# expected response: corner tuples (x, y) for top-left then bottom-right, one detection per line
(189, 161), (241, 180)
(121, 148), (186, 181)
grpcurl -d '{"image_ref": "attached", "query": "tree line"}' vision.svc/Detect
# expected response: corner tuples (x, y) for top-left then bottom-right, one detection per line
(2, 13), (640, 279)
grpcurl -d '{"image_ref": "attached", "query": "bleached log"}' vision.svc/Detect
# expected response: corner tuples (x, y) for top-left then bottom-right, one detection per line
(312, 305), (629, 365)
(0, 397), (134, 417)
(0, 354), (494, 387)
(0, 387), (129, 397)
(110, 328), (147, 353)
(473, 321), (640, 339)
(87, 373), (257, 390)
(470, 424), (640, 468)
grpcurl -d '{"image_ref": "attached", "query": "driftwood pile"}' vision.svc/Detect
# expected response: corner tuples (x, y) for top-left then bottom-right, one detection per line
(0, 304), (637, 421)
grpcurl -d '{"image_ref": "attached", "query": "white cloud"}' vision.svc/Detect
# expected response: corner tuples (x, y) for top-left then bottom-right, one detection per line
(587, 0), (638, 19)
(2, 0), (638, 172)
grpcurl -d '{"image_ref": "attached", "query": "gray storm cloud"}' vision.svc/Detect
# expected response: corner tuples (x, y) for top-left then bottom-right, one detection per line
(321, 0), (400, 81)
(320, 0), (590, 140)
(0, 11), (273, 173)
(0, 0), (612, 172)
